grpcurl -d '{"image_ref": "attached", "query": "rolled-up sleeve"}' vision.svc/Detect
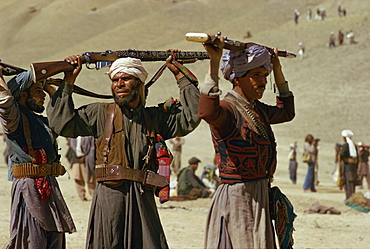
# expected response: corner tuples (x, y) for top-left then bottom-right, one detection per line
(0, 89), (20, 134)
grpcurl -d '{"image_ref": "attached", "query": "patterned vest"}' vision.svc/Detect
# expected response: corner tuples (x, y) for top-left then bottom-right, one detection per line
(212, 98), (277, 184)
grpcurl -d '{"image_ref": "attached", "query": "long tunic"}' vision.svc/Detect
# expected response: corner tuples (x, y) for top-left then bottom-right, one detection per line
(0, 87), (76, 248)
(47, 77), (200, 249)
(198, 75), (295, 248)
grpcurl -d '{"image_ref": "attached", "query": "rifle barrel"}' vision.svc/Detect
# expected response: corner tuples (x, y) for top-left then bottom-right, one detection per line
(185, 32), (296, 58)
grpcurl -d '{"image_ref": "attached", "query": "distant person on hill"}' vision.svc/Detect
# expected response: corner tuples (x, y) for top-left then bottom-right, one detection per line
(357, 142), (370, 189)
(338, 3), (343, 17)
(47, 53), (201, 248)
(339, 130), (358, 200)
(347, 30), (357, 44)
(294, 9), (300, 24)
(288, 142), (298, 184)
(177, 157), (211, 198)
(306, 7), (312, 21)
(302, 134), (318, 192)
(298, 42), (305, 59)
(338, 30), (344, 45)
(329, 31), (336, 48)
(198, 36), (295, 248)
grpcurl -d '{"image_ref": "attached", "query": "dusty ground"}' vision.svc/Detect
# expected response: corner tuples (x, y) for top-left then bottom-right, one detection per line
(1, 0), (370, 248)
(1, 138), (370, 249)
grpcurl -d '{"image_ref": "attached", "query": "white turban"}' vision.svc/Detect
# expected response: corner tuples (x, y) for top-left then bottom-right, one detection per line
(341, 129), (357, 157)
(106, 57), (148, 83)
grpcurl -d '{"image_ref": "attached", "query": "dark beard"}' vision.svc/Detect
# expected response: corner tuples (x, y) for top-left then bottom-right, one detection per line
(26, 97), (45, 113)
(112, 80), (141, 107)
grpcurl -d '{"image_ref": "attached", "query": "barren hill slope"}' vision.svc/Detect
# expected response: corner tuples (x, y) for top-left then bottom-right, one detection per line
(1, 0), (370, 178)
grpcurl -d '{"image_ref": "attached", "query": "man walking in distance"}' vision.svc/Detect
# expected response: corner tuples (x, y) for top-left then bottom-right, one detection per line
(0, 67), (75, 248)
(47, 54), (201, 248)
(169, 136), (185, 176)
(198, 37), (295, 248)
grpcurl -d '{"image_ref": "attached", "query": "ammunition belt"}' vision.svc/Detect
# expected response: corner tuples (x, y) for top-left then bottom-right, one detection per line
(12, 162), (66, 179)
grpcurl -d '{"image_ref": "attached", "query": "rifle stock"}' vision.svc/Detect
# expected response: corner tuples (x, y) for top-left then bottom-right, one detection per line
(30, 49), (210, 82)
(31, 61), (75, 83)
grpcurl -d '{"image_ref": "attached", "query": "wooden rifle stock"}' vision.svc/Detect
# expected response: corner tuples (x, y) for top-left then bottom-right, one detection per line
(185, 32), (296, 58)
(30, 49), (210, 82)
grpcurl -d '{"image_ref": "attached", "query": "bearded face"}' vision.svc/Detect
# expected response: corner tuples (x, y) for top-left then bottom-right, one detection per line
(111, 72), (143, 107)
(26, 94), (45, 113)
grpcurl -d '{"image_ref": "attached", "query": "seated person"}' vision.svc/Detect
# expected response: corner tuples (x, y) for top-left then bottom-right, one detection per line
(177, 157), (211, 198)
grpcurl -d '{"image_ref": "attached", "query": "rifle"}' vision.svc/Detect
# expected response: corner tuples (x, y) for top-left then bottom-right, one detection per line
(185, 32), (296, 58)
(30, 49), (210, 82)
(0, 60), (27, 76)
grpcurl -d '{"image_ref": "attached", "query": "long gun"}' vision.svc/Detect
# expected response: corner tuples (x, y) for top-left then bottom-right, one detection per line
(30, 49), (210, 83)
(185, 32), (297, 58)
(0, 60), (27, 76)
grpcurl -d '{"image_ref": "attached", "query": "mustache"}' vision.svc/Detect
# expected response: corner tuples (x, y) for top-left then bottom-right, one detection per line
(256, 85), (266, 89)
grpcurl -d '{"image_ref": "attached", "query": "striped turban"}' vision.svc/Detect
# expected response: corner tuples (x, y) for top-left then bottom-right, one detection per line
(7, 70), (34, 101)
(221, 45), (272, 82)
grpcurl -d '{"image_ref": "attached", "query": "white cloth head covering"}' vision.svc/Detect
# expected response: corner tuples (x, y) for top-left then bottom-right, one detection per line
(221, 45), (272, 82)
(341, 129), (357, 157)
(106, 57), (148, 83)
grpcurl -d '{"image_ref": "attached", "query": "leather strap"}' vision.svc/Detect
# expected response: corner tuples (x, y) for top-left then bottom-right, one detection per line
(12, 162), (66, 178)
(95, 164), (168, 187)
(102, 103), (115, 164)
(21, 113), (37, 164)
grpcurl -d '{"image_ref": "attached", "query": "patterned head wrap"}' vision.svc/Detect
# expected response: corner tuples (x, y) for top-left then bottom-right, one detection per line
(7, 70), (34, 101)
(221, 45), (272, 82)
(106, 57), (148, 83)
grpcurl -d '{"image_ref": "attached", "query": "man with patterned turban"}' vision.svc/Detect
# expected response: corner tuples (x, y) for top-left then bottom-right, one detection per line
(198, 37), (295, 248)
(0, 67), (75, 248)
(340, 129), (359, 200)
(47, 54), (201, 248)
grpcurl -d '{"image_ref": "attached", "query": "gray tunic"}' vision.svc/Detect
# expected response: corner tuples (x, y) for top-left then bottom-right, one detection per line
(47, 77), (200, 249)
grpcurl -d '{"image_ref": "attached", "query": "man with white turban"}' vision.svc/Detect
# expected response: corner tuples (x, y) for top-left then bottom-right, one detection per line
(47, 54), (201, 248)
(0, 67), (76, 248)
(340, 129), (359, 199)
(198, 37), (295, 248)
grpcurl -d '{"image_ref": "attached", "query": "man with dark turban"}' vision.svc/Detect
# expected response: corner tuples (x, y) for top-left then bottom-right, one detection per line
(198, 37), (295, 248)
(47, 54), (201, 248)
(0, 67), (76, 248)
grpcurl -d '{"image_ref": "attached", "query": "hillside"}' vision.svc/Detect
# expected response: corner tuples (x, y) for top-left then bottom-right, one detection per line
(1, 0), (370, 248)
(1, 0), (370, 184)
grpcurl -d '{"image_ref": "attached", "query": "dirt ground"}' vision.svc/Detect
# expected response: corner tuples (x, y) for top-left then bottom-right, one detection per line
(0, 140), (370, 249)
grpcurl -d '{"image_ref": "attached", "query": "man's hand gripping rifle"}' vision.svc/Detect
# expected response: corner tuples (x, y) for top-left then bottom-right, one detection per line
(30, 49), (210, 83)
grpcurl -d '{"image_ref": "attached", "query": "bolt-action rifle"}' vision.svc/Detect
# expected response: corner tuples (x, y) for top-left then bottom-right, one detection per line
(185, 32), (297, 58)
(0, 60), (27, 76)
(30, 49), (210, 83)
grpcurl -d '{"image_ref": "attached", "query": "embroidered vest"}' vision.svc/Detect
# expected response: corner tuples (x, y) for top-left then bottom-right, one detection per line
(212, 100), (277, 183)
